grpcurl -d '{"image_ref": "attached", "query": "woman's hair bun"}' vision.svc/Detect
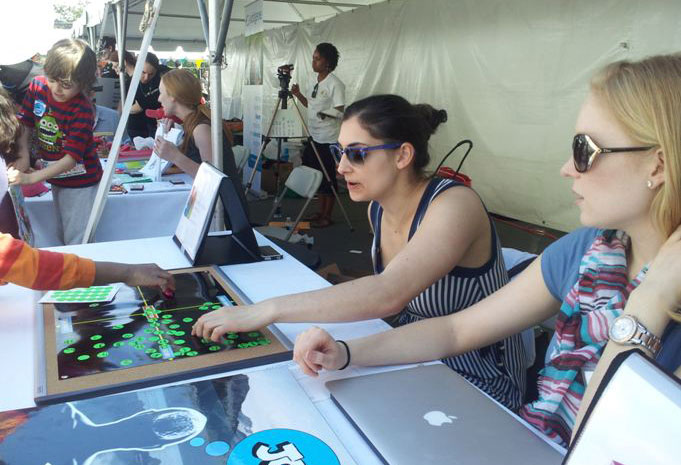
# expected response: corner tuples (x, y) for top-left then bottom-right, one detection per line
(413, 104), (447, 135)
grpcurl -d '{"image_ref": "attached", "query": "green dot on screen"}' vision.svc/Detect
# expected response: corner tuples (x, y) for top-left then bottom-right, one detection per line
(122, 333), (134, 339)
(174, 331), (185, 336)
(63, 348), (76, 354)
(182, 317), (193, 323)
(77, 355), (90, 361)
(93, 343), (105, 349)
(186, 351), (198, 356)
(199, 306), (208, 311)
(112, 324), (124, 330)
(209, 345), (221, 351)
(96, 351), (109, 358)
(174, 339), (186, 345)
(248, 332), (260, 337)
(211, 305), (221, 310)
(113, 341), (124, 347)
(64, 339), (76, 345)
(150, 352), (162, 359)
(227, 333), (238, 339)
(90, 335), (102, 341)
(145, 348), (157, 354)
(120, 359), (133, 366)
(169, 324), (180, 329)
(149, 336), (159, 342)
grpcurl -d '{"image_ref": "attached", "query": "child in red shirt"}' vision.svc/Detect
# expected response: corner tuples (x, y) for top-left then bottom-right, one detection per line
(9, 39), (102, 245)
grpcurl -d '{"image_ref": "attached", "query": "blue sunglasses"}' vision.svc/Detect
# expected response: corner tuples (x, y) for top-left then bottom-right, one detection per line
(330, 143), (402, 164)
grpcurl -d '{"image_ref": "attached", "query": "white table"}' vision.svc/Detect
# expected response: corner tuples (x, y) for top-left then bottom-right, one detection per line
(24, 173), (193, 247)
(0, 233), (390, 465)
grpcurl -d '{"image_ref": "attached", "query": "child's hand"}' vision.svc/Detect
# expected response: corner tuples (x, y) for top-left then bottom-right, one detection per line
(154, 136), (182, 162)
(7, 166), (38, 186)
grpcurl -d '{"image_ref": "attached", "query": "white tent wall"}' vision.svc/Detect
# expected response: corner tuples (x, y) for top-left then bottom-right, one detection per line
(221, 0), (681, 232)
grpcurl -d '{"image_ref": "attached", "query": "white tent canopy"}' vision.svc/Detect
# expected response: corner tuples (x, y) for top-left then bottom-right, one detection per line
(76, 0), (681, 232)
(84, 0), (383, 52)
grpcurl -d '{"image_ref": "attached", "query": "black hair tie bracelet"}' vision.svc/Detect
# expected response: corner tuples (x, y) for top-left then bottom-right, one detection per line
(336, 340), (351, 370)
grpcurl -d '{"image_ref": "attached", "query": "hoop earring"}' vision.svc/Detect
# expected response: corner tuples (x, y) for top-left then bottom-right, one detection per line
(647, 180), (654, 189)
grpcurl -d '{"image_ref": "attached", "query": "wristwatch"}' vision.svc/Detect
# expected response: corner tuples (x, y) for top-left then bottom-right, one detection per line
(609, 314), (662, 355)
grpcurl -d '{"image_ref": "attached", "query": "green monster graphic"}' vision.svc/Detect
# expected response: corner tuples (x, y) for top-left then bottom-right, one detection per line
(37, 114), (63, 152)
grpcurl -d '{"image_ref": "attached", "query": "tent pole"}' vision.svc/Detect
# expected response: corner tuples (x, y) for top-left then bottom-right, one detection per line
(214, 0), (235, 61)
(196, 0), (210, 47)
(116, 0), (129, 104)
(82, 0), (164, 244)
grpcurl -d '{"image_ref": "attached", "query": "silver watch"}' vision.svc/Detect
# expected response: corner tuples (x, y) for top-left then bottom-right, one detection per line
(609, 314), (662, 355)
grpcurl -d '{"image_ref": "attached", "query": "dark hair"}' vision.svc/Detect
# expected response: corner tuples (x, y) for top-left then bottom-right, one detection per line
(343, 94), (447, 173)
(315, 43), (339, 71)
(123, 50), (136, 67)
(144, 52), (159, 70)
(100, 36), (116, 51)
(0, 88), (20, 163)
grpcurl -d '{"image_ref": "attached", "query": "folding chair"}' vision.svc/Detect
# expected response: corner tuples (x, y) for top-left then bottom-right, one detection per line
(263, 165), (323, 242)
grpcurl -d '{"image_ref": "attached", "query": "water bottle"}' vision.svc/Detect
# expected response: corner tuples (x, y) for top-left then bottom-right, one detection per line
(284, 216), (293, 230)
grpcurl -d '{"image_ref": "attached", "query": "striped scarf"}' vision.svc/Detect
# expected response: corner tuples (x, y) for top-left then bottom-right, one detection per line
(519, 230), (647, 447)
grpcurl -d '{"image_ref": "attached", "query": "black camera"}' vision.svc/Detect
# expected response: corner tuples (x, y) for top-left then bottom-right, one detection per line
(277, 64), (294, 109)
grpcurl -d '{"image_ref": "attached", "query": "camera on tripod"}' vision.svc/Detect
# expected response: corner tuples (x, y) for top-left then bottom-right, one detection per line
(277, 64), (294, 109)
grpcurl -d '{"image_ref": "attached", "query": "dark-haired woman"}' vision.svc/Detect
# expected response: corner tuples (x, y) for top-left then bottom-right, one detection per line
(291, 43), (345, 228)
(193, 94), (528, 410)
(127, 52), (168, 139)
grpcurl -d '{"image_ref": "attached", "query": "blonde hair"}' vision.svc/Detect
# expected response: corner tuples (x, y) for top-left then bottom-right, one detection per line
(44, 39), (97, 92)
(161, 69), (215, 153)
(0, 88), (20, 163)
(591, 55), (681, 322)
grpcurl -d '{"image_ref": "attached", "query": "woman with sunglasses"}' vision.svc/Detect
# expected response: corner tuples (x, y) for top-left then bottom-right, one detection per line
(293, 55), (681, 447)
(194, 94), (529, 410)
(290, 43), (345, 228)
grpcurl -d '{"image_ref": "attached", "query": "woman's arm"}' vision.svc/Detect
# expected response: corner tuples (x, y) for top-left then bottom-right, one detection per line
(293, 257), (559, 376)
(194, 187), (512, 340)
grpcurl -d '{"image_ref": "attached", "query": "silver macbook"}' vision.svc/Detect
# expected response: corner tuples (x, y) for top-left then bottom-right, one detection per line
(326, 364), (563, 465)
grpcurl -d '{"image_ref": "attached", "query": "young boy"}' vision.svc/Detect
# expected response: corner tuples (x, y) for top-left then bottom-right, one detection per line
(9, 39), (102, 245)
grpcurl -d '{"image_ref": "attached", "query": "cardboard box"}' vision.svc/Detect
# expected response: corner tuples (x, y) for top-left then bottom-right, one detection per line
(261, 161), (293, 194)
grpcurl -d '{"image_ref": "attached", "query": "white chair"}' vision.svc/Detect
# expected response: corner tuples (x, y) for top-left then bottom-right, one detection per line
(232, 145), (249, 176)
(260, 166), (323, 242)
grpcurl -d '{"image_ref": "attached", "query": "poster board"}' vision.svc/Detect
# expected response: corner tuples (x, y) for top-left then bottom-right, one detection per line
(35, 266), (290, 405)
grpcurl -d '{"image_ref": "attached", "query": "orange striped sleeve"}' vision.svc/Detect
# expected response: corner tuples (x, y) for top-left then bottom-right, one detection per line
(0, 233), (95, 290)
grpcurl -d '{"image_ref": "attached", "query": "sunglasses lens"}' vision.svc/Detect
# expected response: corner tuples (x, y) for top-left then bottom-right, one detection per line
(347, 148), (365, 164)
(330, 145), (342, 163)
(572, 134), (590, 172)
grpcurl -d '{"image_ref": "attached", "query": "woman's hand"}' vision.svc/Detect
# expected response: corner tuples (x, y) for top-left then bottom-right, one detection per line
(160, 118), (175, 133)
(154, 136), (182, 163)
(192, 305), (275, 342)
(7, 166), (38, 186)
(634, 224), (681, 313)
(291, 83), (301, 98)
(293, 327), (347, 376)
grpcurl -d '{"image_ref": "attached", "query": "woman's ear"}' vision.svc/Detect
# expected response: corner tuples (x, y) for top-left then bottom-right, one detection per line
(648, 148), (666, 189)
(395, 142), (416, 170)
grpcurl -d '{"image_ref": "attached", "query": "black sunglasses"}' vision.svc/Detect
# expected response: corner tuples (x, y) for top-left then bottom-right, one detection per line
(311, 82), (319, 98)
(330, 143), (402, 165)
(572, 133), (654, 173)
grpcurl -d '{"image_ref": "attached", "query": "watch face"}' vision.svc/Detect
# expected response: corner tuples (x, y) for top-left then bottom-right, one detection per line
(610, 316), (636, 342)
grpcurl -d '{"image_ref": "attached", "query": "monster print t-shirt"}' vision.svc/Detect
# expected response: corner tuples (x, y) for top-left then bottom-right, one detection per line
(17, 76), (102, 188)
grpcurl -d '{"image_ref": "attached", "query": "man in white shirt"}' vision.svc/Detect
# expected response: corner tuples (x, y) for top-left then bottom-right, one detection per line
(291, 43), (345, 228)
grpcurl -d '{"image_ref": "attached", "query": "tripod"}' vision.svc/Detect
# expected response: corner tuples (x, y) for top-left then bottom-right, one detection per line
(245, 90), (354, 232)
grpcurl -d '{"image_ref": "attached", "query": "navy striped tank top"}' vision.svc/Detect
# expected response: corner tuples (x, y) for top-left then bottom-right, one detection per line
(370, 178), (527, 410)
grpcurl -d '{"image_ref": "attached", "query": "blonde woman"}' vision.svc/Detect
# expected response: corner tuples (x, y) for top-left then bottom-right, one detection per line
(293, 54), (681, 447)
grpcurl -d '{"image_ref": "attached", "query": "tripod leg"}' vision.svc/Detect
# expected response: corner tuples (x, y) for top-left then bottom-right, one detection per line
(290, 100), (354, 232)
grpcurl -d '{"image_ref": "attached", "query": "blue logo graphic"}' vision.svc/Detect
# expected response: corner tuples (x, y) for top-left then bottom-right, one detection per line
(33, 100), (46, 117)
(226, 429), (339, 465)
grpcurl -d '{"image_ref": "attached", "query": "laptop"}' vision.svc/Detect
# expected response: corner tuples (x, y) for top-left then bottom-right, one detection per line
(564, 350), (681, 465)
(326, 364), (563, 465)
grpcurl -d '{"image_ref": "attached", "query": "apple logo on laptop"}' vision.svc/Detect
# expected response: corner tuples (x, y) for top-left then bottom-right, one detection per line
(423, 411), (458, 426)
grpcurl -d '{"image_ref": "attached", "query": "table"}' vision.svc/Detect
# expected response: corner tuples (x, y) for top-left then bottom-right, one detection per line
(0, 232), (391, 464)
(24, 173), (193, 247)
